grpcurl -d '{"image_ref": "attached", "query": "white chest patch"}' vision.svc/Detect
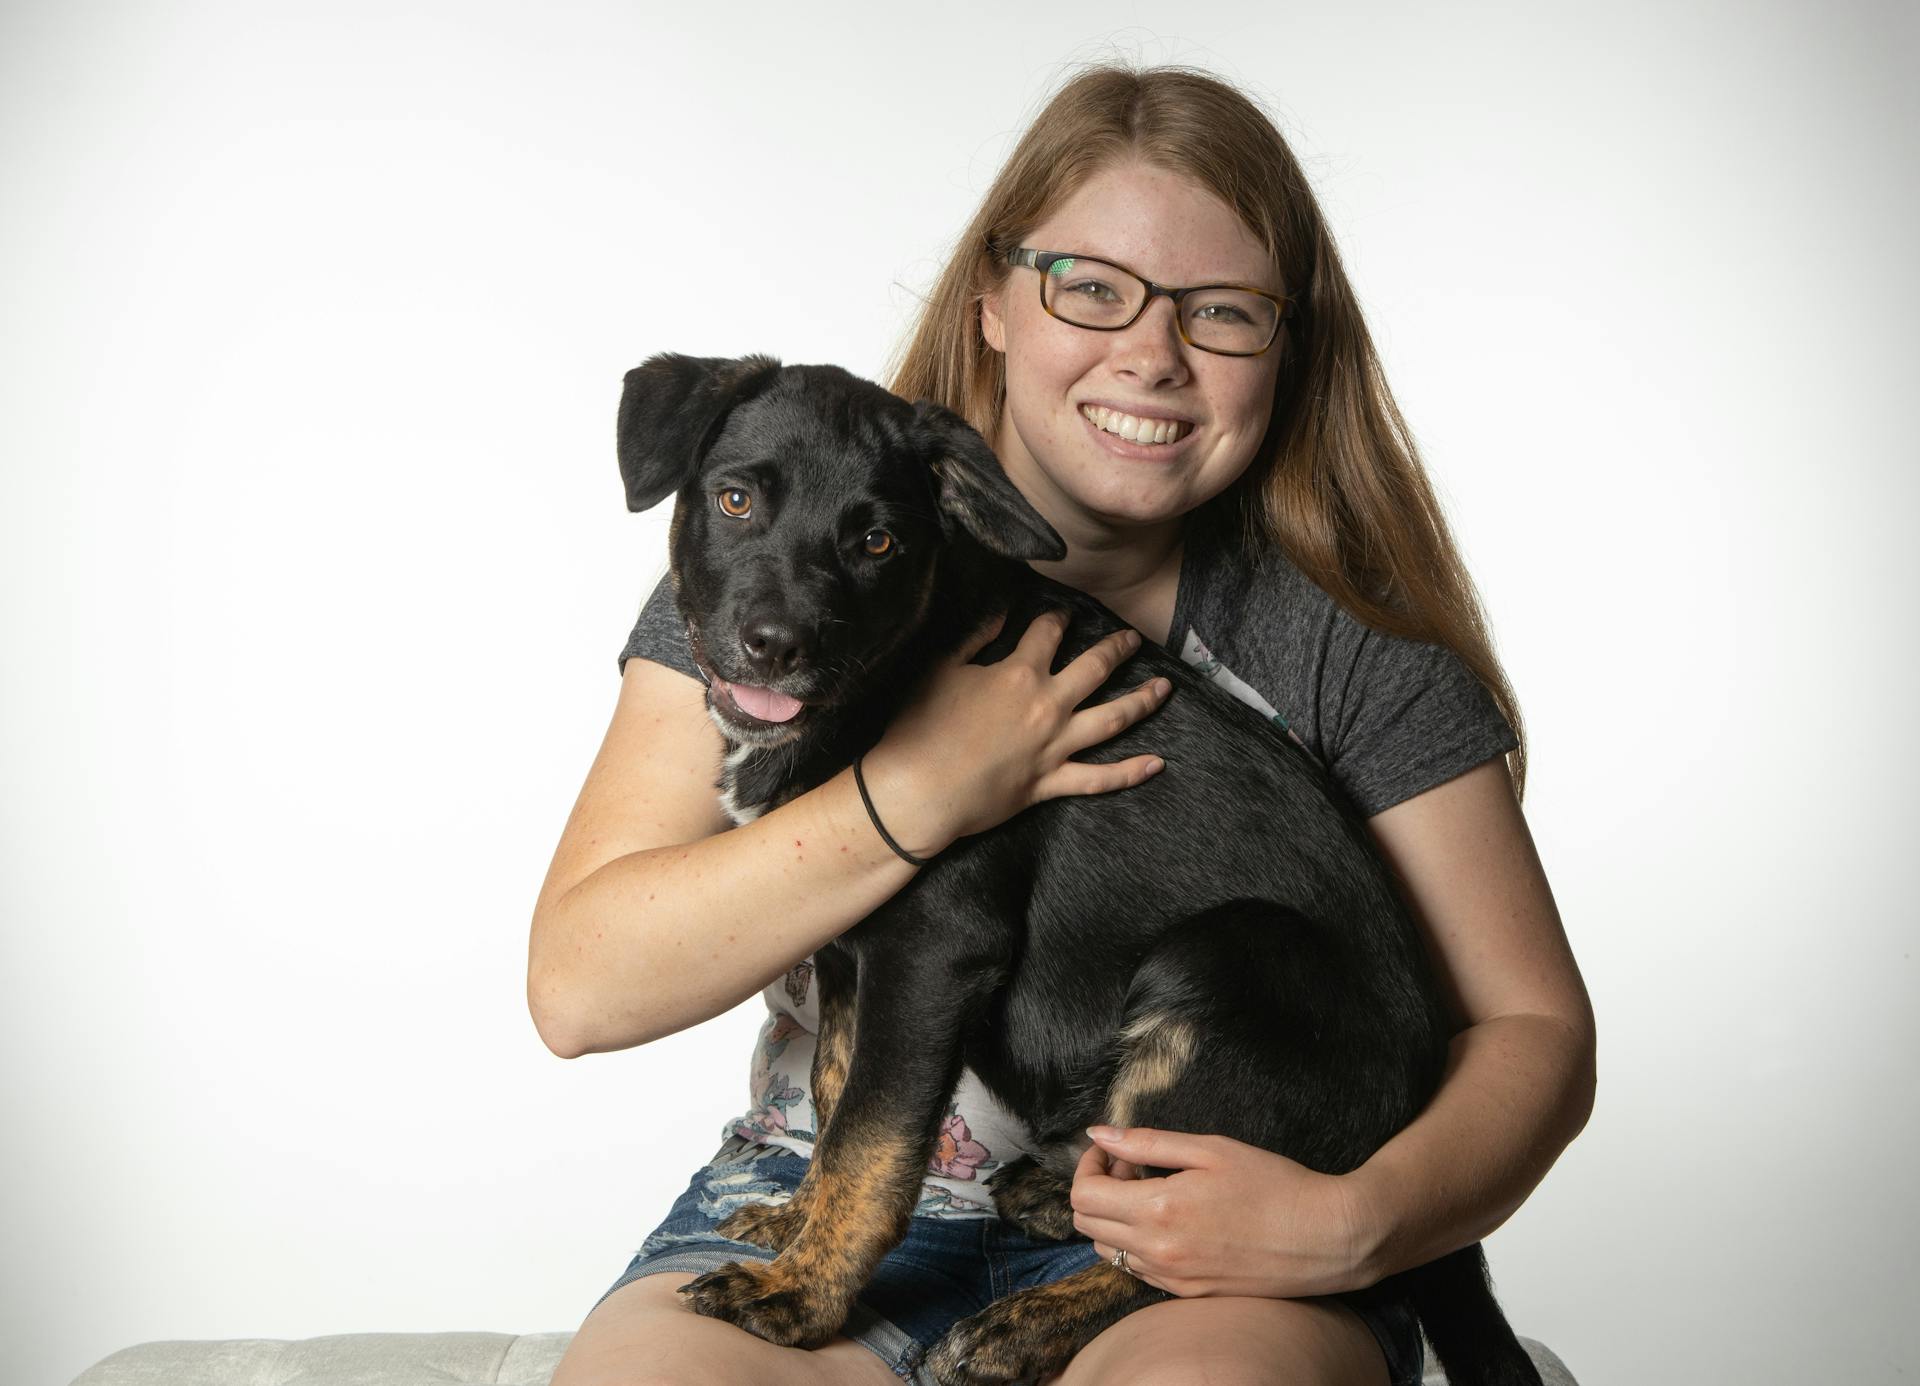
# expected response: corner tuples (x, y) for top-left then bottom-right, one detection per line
(716, 735), (766, 825)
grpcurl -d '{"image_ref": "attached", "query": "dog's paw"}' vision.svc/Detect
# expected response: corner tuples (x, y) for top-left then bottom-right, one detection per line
(716, 1198), (806, 1252)
(678, 1260), (839, 1347)
(924, 1297), (1072, 1386)
(986, 1156), (1077, 1242)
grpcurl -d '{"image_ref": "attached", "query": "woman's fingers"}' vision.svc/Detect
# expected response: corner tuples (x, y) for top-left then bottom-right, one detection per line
(1055, 678), (1173, 760)
(1034, 750), (1164, 803)
(1054, 623), (1146, 704)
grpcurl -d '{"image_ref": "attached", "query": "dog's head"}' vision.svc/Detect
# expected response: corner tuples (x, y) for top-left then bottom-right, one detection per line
(618, 353), (1065, 747)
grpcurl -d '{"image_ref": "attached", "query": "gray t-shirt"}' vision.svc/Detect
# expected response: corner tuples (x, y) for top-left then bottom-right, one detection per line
(617, 513), (1515, 818)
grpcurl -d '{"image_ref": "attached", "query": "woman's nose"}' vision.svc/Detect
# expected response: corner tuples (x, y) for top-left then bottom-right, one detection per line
(1111, 296), (1189, 386)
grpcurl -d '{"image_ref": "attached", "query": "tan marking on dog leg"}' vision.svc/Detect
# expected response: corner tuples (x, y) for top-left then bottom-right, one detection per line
(689, 1126), (924, 1348)
(810, 986), (855, 1134)
(926, 1262), (1165, 1382)
(720, 983), (858, 1251)
(1105, 1013), (1198, 1129)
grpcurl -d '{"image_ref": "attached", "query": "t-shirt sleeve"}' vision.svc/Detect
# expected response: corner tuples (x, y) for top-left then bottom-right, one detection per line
(616, 568), (702, 681)
(1320, 623), (1518, 817)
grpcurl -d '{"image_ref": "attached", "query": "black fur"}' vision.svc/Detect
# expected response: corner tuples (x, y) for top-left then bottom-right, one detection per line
(618, 353), (1542, 1386)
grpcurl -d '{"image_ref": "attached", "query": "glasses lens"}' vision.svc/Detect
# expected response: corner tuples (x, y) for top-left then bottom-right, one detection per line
(1180, 289), (1281, 355)
(1039, 254), (1281, 355)
(1040, 256), (1145, 329)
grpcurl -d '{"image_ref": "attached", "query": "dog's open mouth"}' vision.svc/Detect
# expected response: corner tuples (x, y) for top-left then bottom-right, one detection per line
(685, 618), (821, 742)
(710, 675), (805, 725)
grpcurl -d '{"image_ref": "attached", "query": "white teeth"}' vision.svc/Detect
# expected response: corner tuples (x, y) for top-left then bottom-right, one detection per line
(1082, 405), (1189, 445)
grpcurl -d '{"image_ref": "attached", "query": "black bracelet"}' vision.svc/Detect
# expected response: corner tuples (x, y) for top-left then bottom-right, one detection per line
(853, 756), (932, 867)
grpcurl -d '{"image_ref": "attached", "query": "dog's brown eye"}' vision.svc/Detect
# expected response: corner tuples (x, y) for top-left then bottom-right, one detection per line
(862, 529), (894, 558)
(717, 488), (752, 519)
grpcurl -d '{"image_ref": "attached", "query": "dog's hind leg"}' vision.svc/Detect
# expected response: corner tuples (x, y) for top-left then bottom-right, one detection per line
(929, 901), (1434, 1386)
(1066, 904), (1537, 1386)
(925, 1261), (1165, 1386)
(1100, 898), (1436, 1172)
(718, 948), (858, 1253)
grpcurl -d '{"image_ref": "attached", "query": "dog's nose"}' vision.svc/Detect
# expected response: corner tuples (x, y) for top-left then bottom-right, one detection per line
(740, 620), (809, 679)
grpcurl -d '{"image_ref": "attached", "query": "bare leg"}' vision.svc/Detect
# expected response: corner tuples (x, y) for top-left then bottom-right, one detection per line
(1053, 1294), (1388, 1386)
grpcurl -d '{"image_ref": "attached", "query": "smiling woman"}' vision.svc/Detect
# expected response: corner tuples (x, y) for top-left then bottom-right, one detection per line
(534, 62), (1590, 1386)
(979, 161), (1288, 550)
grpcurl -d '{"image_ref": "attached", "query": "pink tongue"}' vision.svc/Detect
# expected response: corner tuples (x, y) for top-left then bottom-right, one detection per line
(724, 679), (804, 723)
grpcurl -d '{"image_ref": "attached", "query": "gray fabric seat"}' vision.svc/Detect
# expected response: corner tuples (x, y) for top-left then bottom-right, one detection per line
(70, 1329), (1578, 1384)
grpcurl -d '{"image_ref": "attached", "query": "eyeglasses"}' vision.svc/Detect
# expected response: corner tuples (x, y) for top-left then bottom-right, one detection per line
(1003, 247), (1293, 358)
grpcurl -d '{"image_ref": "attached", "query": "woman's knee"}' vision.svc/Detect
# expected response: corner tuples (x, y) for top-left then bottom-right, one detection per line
(553, 1274), (735, 1386)
(1054, 1294), (1388, 1386)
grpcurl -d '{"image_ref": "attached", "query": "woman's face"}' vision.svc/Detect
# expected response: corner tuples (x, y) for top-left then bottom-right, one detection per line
(979, 160), (1286, 543)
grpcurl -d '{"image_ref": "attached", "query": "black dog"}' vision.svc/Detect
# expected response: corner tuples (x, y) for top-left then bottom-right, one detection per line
(616, 353), (1541, 1386)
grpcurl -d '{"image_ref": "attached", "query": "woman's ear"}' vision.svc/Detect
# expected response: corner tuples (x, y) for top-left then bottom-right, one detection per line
(979, 287), (1008, 354)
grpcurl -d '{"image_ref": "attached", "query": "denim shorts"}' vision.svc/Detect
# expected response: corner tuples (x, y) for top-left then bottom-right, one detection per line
(594, 1137), (1424, 1384)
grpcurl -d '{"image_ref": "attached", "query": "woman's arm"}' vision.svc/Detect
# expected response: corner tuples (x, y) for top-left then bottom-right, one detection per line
(1066, 757), (1594, 1297)
(528, 655), (921, 1058)
(1343, 755), (1595, 1280)
(528, 612), (1170, 1059)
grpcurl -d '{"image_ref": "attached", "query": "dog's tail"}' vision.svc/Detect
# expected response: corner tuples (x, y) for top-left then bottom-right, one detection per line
(1396, 1244), (1542, 1386)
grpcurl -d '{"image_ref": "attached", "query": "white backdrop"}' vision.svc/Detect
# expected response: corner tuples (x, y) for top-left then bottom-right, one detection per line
(5, 3), (1915, 1383)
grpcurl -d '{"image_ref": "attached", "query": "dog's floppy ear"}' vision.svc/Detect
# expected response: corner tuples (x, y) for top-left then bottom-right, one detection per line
(617, 353), (782, 512)
(913, 401), (1067, 562)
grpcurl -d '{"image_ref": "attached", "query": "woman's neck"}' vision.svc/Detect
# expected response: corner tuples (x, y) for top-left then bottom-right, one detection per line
(1028, 517), (1186, 645)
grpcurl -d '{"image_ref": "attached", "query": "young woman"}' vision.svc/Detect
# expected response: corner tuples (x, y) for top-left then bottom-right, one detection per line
(532, 65), (1594, 1386)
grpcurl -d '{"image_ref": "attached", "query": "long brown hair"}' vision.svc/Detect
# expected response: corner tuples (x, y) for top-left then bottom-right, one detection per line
(887, 64), (1527, 799)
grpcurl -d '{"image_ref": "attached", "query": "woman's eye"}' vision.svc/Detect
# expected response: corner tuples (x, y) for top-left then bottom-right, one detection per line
(1062, 278), (1120, 302)
(1193, 301), (1252, 325)
(717, 488), (752, 519)
(862, 529), (895, 558)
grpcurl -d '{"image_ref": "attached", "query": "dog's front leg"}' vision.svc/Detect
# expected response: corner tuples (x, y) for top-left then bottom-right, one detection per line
(716, 948), (857, 1253)
(683, 939), (984, 1348)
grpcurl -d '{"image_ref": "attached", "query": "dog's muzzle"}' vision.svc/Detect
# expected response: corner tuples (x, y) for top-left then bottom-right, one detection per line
(685, 617), (822, 745)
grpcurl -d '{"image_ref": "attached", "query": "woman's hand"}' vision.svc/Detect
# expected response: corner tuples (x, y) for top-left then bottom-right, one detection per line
(861, 609), (1172, 858)
(1069, 1125), (1379, 1300)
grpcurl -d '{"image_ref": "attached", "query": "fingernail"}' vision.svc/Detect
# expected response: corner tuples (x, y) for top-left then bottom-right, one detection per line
(1153, 679), (1171, 696)
(1087, 1125), (1122, 1141)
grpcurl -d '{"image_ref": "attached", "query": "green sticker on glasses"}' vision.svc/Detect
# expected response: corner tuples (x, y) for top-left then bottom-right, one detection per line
(1048, 258), (1075, 276)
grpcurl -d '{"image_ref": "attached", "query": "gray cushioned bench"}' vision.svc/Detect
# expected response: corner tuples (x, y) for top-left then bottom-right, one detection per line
(70, 1329), (1578, 1384)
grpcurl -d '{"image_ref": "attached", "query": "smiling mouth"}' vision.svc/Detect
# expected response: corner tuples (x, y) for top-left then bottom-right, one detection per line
(1080, 404), (1193, 445)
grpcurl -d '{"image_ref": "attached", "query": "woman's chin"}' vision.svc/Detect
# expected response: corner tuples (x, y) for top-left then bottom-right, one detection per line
(1062, 488), (1195, 534)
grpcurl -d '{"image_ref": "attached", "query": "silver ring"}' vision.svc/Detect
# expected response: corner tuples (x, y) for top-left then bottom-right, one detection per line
(1112, 1247), (1133, 1276)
